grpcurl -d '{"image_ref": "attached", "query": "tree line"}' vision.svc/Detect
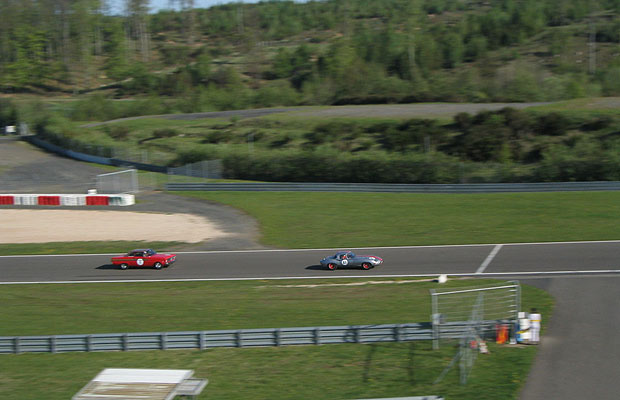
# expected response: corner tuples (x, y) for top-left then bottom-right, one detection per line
(0, 0), (619, 106)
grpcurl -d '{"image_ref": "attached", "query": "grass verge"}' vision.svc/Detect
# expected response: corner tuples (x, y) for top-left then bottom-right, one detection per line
(0, 241), (185, 256)
(0, 278), (553, 399)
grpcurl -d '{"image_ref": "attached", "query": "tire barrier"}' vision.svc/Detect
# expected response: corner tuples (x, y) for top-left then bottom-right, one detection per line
(0, 194), (135, 206)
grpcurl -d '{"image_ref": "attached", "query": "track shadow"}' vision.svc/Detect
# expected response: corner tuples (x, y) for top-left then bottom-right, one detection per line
(96, 264), (120, 270)
(305, 265), (326, 271)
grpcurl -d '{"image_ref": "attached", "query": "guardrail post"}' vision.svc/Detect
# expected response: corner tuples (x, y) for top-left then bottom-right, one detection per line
(236, 330), (243, 348)
(354, 326), (360, 343)
(87, 335), (92, 352)
(394, 325), (401, 342)
(14, 337), (20, 354)
(274, 329), (281, 346)
(123, 334), (128, 351)
(50, 336), (56, 353)
(199, 331), (205, 350)
(161, 333), (167, 350)
(314, 328), (320, 345)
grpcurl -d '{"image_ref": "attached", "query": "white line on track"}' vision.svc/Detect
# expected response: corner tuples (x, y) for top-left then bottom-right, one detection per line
(2, 269), (620, 285)
(1, 239), (619, 258)
(476, 244), (503, 274)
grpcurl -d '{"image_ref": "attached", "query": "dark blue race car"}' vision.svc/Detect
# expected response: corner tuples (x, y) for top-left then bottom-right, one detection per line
(320, 251), (383, 271)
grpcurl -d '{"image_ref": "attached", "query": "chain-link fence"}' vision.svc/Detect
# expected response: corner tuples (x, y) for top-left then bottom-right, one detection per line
(167, 160), (223, 180)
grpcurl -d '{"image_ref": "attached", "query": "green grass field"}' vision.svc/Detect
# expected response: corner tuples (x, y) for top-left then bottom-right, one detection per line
(177, 191), (620, 249)
(5, 189), (606, 399)
(0, 279), (553, 399)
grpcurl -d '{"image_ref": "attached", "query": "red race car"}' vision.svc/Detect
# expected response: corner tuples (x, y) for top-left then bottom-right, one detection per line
(111, 249), (176, 270)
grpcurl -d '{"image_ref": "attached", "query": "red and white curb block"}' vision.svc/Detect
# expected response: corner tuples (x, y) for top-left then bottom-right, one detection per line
(0, 194), (135, 206)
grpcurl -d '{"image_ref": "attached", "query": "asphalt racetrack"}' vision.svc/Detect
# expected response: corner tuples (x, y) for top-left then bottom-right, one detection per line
(3, 242), (620, 400)
(1, 241), (619, 283)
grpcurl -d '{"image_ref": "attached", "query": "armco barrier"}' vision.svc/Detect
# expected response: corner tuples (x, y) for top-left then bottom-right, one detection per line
(166, 181), (620, 193)
(0, 194), (134, 207)
(0, 321), (504, 354)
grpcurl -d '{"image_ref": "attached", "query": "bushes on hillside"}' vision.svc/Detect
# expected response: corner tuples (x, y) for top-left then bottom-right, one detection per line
(221, 150), (464, 184)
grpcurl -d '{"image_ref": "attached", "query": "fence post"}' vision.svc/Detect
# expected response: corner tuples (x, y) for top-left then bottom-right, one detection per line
(161, 333), (167, 350)
(87, 335), (92, 352)
(123, 334), (128, 351)
(314, 328), (321, 345)
(354, 326), (360, 343)
(50, 336), (56, 353)
(14, 337), (20, 354)
(236, 330), (243, 348)
(431, 289), (440, 350)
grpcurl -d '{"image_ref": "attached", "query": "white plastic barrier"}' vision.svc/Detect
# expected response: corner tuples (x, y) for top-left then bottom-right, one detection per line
(13, 195), (38, 206)
(0, 194), (134, 207)
(61, 195), (87, 206)
(108, 194), (135, 206)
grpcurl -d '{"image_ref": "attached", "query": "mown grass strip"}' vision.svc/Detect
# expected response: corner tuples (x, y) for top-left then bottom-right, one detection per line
(0, 241), (185, 256)
(2, 278), (551, 336)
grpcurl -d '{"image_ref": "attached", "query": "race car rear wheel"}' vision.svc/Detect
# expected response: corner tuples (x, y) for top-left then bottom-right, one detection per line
(361, 262), (372, 270)
(154, 262), (163, 270)
(120, 263), (128, 270)
(327, 263), (337, 271)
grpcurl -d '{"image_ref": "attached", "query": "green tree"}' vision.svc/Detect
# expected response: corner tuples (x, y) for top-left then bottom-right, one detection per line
(7, 27), (48, 86)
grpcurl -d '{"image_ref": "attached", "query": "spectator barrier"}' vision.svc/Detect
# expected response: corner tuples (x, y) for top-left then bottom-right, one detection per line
(0, 194), (134, 207)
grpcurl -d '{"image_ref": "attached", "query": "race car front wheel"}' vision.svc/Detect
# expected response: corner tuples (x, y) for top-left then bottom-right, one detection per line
(154, 262), (163, 270)
(361, 262), (372, 270)
(327, 263), (337, 271)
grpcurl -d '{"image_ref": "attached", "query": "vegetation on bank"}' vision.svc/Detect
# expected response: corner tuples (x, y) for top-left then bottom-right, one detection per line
(12, 100), (620, 183)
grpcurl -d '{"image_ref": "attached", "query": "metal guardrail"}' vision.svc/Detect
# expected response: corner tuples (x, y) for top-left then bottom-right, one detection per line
(165, 181), (620, 193)
(0, 321), (502, 354)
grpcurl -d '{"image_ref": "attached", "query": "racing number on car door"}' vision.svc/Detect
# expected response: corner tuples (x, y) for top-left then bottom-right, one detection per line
(137, 258), (144, 266)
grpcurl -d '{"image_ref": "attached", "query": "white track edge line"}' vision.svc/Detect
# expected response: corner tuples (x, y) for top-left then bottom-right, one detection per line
(2, 269), (620, 285)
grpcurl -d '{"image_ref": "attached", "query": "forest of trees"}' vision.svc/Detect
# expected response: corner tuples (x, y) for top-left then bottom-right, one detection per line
(1, 0), (618, 184)
(0, 0), (619, 111)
